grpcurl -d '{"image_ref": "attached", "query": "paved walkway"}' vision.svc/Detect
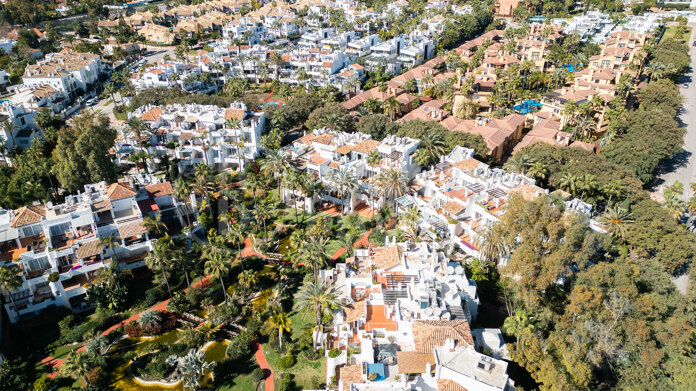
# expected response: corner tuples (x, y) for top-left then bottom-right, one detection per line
(254, 341), (275, 391)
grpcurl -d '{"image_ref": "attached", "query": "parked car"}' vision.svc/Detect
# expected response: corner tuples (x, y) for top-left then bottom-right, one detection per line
(86, 97), (97, 106)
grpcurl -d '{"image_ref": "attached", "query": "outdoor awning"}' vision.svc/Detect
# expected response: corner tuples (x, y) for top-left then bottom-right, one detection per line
(0, 227), (19, 242)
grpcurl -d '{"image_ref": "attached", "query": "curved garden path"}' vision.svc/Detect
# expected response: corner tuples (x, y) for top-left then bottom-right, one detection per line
(254, 341), (275, 391)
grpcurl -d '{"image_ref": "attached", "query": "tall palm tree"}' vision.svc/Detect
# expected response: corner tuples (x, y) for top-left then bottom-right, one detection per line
(579, 174), (598, 201)
(127, 118), (148, 172)
(204, 249), (231, 304)
(296, 281), (339, 326)
(145, 238), (173, 297)
(382, 96), (401, 121)
(174, 178), (193, 229)
(403, 78), (417, 93)
(261, 150), (289, 197)
(527, 162), (548, 182)
(226, 118), (244, 170)
(238, 269), (259, 295)
(166, 348), (212, 391)
(226, 222), (246, 300)
(143, 210), (167, 236)
(61, 352), (93, 388)
(413, 132), (446, 169)
(599, 206), (634, 242)
(0, 265), (21, 315)
(475, 225), (509, 265)
(454, 97), (479, 119)
(376, 168), (408, 216)
(98, 232), (122, 270)
(299, 236), (329, 281)
(504, 154), (534, 174)
(254, 200), (274, 240)
(266, 311), (291, 349)
(603, 179), (624, 207)
(329, 168), (358, 215)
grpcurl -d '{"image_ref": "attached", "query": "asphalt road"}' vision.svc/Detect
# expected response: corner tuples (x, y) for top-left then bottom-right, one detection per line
(653, 27), (696, 201)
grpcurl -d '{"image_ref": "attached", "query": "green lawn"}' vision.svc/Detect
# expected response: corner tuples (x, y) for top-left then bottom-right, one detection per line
(260, 310), (326, 389)
(217, 373), (257, 391)
(663, 25), (692, 43)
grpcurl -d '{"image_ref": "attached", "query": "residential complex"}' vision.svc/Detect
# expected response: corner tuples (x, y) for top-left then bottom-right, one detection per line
(0, 175), (196, 323)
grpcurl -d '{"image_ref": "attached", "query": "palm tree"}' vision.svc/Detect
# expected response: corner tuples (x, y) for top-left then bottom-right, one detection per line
(143, 210), (167, 236)
(603, 179), (624, 207)
(204, 249), (231, 304)
(364, 98), (381, 114)
(174, 178), (193, 229)
(127, 118), (148, 172)
(376, 168), (408, 215)
(146, 239), (173, 297)
(454, 97), (479, 119)
(254, 200), (274, 240)
(527, 162), (547, 182)
(266, 311), (292, 349)
(403, 78), (417, 93)
(664, 193), (686, 221)
(0, 264), (21, 315)
(299, 236), (329, 280)
(296, 281), (339, 326)
(579, 174), (598, 201)
(261, 150), (289, 197)
(559, 172), (578, 195)
(382, 96), (401, 121)
(270, 51), (283, 80)
(504, 154), (534, 174)
(576, 115), (598, 140)
(226, 222), (247, 300)
(93, 260), (132, 289)
(599, 206), (634, 242)
(329, 168), (358, 215)
(226, 118), (244, 170)
(475, 225), (509, 265)
(167, 348), (212, 391)
(413, 132), (446, 169)
(138, 310), (162, 331)
(61, 353), (93, 388)
(238, 269), (258, 294)
(502, 308), (538, 341)
(99, 232), (122, 270)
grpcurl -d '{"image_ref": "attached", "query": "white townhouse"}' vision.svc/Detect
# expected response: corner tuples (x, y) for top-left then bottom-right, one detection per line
(131, 102), (265, 173)
(22, 50), (103, 101)
(0, 175), (194, 323)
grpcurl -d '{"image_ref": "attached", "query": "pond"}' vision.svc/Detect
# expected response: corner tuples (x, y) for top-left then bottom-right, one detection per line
(106, 329), (230, 391)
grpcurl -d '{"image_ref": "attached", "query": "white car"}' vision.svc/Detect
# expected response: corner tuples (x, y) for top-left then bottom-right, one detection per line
(86, 97), (97, 106)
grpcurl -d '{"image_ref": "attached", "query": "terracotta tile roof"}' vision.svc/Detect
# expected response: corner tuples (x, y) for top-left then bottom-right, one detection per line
(442, 200), (467, 216)
(437, 378), (468, 391)
(334, 144), (353, 155)
(371, 244), (402, 270)
(344, 300), (366, 323)
(412, 320), (474, 353)
(338, 364), (364, 391)
(139, 107), (164, 122)
(396, 351), (436, 374)
(11, 206), (45, 228)
(310, 155), (329, 165)
(118, 220), (147, 238)
(351, 139), (380, 155)
(452, 158), (482, 173)
(507, 183), (542, 201)
(313, 133), (335, 145)
(145, 182), (173, 198)
(91, 199), (113, 213)
(76, 239), (104, 259)
(224, 108), (245, 120)
(329, 161), (341, 168)
(106, 183), (137, 201)
(297, 133), (317, 145)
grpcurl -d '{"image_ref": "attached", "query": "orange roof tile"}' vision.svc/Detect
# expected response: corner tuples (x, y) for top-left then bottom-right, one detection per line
(145, 182), (173, 198)
(412, 320), (474, 353)
(106, 183), (137, 201)
(11, 206), (45, 228)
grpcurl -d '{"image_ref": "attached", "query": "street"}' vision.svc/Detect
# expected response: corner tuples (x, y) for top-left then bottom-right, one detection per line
(653, 26), (696, 201)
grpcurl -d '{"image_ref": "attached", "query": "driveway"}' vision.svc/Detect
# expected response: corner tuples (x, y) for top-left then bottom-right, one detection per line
(653, 26), (696, 201)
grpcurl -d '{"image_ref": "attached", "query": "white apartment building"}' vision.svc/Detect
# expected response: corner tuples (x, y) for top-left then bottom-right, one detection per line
(408, 146), (547, 258)
(131, 102), (265, 173)
(22, 50), (103, 101)
(285, 128), (419, 214)
(0, 175), (191, 323)
(320, 240), (514, 391)
(0, 102), (41, 150)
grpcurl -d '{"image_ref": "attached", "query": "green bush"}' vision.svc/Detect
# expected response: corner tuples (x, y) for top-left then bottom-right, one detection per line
(328, 348), (341, 358)
(252, 367), (266, 382)
(278, 354), (296, 369)
(227, 330), (254, 360)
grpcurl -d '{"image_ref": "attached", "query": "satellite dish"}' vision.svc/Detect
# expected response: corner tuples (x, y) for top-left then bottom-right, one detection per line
(446, 266), (455, 274)
(433, 307), (442, 316)
(455, 266), (464, 275)
(424, 308), (433, 316)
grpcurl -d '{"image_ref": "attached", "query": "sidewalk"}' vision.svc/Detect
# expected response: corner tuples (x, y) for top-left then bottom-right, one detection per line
(254, 341), (275, 391)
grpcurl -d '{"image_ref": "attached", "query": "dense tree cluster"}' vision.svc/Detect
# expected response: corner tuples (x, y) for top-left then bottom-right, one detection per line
(498, 195), (696, 391)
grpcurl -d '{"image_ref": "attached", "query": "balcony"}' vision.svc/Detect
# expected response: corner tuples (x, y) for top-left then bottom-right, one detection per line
(26, 267), (50, 280)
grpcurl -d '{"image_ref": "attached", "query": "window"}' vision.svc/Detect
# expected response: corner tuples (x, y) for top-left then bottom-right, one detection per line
(27, 257), (50, 272)
(49, 222), (71, 237)
(531, 52), (540, 60)
(601, 60), (610, 68)
(22, 224), (42, 237)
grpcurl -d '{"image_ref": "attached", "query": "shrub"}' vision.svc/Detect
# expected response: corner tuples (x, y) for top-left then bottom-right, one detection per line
(278, 373), (295, 391)
(368, 372), (378, 381)
(252, 367), (266, 382)
(227, 330), (254, 360)
(328, 348), (341, 358)
(278, 354), (296, 369)
(47, 272), (60, 282)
